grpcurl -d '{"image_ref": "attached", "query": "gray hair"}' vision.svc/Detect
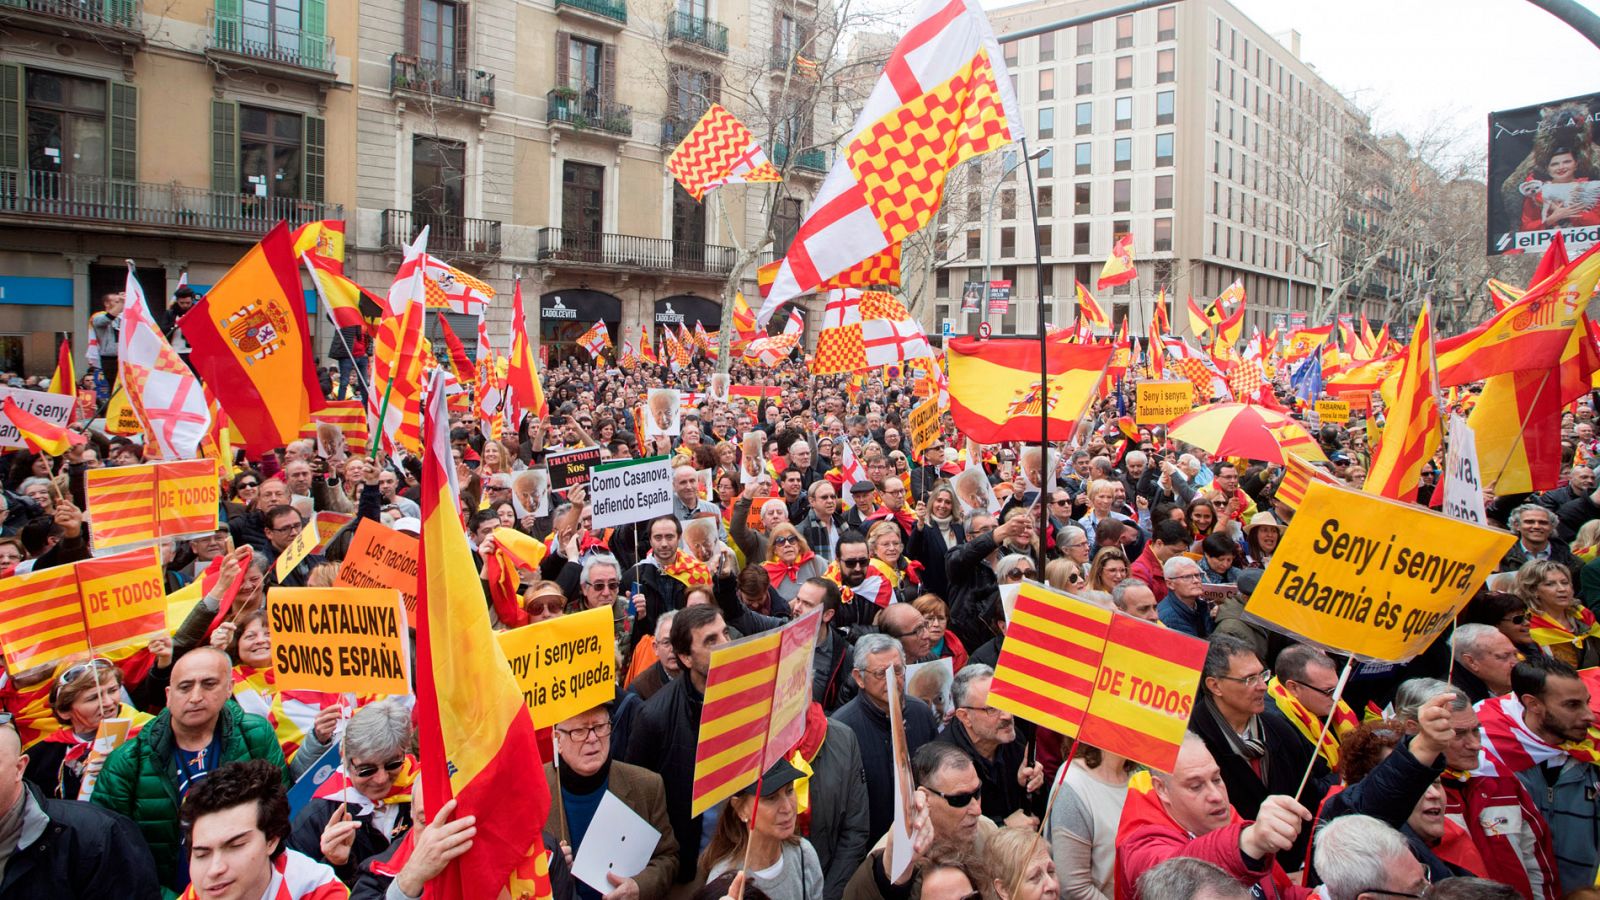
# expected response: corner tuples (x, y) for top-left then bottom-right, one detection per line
(789, 441), (810, 455)
(1452, 623), (1504, 661)
(654, 610), (677, 641)
(1136, 858), (1252, 900)
(853, 633), (903, 670)
(1509, 503), (1552, 530)
(17, 476), (51, 497)
(580, 553), (621, 586)
(1392, 677), (1472, 720)
(995, 553), (1033, 582)
(761, 497), (789, 517)
(1202, 634), (1258, 680)
(1110, 577), (1152, 611)
(1124, 450), (1147, 468)
(1162, 555), (1201, 579)
(1058, 524), (1087, 548)
(963, 511), (995, 533)
(341, 698), (412, 762)
(951, 664), (995, 709)
(1313, 815), (1412, 900)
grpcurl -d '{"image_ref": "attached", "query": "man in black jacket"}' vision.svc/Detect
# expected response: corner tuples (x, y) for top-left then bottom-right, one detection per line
(1, 722), (161, 899)
(933, 664), (1044, 828)
(945, 513), (1031, 652)
(830, 633), (940, 844)
(621, 516), (691, 655)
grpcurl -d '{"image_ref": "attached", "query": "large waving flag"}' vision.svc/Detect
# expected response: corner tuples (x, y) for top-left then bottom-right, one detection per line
(2, 397), (84, 456)
(304, 251), (383, 329)
(812, 289), (933, 374)
(1211, 296), (1245, 350)
(290, 219), (346, 273)
(757, 244), (904, 301)
(182, 222), (325, 451)
(1075, 281), (1109, 330)
(1096, 233), (1136, 290)
(505, 280), (548, 422)
(947, 335), (1113, 443)
(48, 337), (74, 396)
(370, 232), (430, 454)
(637, 324), (659, 365)
(422, 257), (496, 317)
(1364, 300), (1439, 502)
(416, 369), (553, 900)
(1283, 325), (1332, 362)
(117, 265), (211, 459)
(1289, 352), (1323, 402)
(575, 321), (611, 358)
(756, 0), (1023, 322)
(667, 104), (784, 200)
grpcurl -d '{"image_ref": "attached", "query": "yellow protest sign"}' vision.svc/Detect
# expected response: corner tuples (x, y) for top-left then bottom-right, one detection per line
(267, 587), (411, 694)
(104, 388), (142, 436)
(497, 606), (616, 728)
(273, 516), (321, 581)
(1243, 481), (1515, 662)
(1135, 381), (1194, 425)
(908, 399), (941, 459)
(1315, 399), (1351, 424)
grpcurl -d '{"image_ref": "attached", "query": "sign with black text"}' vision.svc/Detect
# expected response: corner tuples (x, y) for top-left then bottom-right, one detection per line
(547, 445), (605, 495)
(590, 455), (675, 529)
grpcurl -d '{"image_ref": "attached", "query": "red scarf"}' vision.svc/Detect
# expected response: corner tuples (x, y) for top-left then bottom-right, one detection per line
(867, 506), (915, 534)
(764, 550), (816, 588)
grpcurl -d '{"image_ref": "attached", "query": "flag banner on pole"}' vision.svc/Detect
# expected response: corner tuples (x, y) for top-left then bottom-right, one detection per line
(298, 400), (371, 458)
(1, 397), (83, 456)
(117, 266), (211, 460)
(0, 546), (165, 671)
(946, 336), (1113, 443)
(1283, 325), (1333, 362)
(811, 290), (933, 375)
(989, 581), (1112, 738)
(1096, 234), (1136, 289)
(667, 103), (784, 200)
(1077, 615), (1207, 773)
(49, 337), (75, 397)
(1076, 282), (1109, 330)
(1273, 453), (1340, 511)
(422, 257), (496, 317)
(289, 219), (347, 272)
(1186, 296), (1212, 338)
(305, 252), (383, 329)
(1363, 301), (1439, 503)
(757, 245), (904, 301)
(756, 0), (1023, 322)
(506, 282), (549, 422)
(1435, 245), (1600, 386)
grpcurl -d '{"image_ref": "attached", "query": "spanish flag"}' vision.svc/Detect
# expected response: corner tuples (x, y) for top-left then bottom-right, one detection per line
(180, 222), (325, 452)
(416, 369), (553, 900)
(1, 397), (83, 456)
(1096, 233), (1136, 290)
(946, 335), (1113, 443)
(638, 324), (659, 365)
(505, 280), (548, 420)
(1283, 325), (1332, 362)
(1364, 300), (1438, 503)
(1075, 281), (1109, 329)
(290, 219), (346, 273)
(1185, 295), (1212, 338)
(48, 337), (74, 396)
(304, 251), (382, 329)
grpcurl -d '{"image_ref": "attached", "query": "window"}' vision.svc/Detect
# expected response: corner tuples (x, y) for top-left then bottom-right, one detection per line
(1038, 225), (1053, 255)
(1000, 189), (1016, 219)
(1115, 56), (1132, 89)
(1114, 137), (1131, 171)
(25, 71), (107, 180)
(1038, 31), (1054, 62)
(1038, 68), (1054, 100)
(670, 66), (719, 121)
(1156, 90), (1174, 125)
(1075, 101), (1092, 134)
(418, 0), (463, 75)
(412, 136), (465, 230)
(1155, 132), (1173, 166)
(672, 182), (706, 247)
(1037, 149), (1053, 177)
(1115, 96), (1132, 129)
(1158, 6), (1176, 40)
(1074, 182), (1090, 214)
(568, 35), (603, 96)
(242, 0), (306, 62)
(240, 105), (303, 200)
(1077, 23), (1093, 54)
(1001, 227), (1015, 257)
(967, 191), (981, 219)
(1076, 62), (1092, 95)
(1038, 107), (1054, 139)
(967, 230), (981, 257)
(562, 161), (604, 238)
(1154, 217), (1172, 251)
(1113, 178), (1130, 212)
(1154, 174), (1173, 209)
(1157, 49), (1174, 83)
(1003, 40), (1018, 65)
(1074, 142), (1091, 174)
(774, 197), (803, 254)
(1115, 14), (1133, 48)
(1074, 222), (1090, 254)
(1038, 186), (1053, 216)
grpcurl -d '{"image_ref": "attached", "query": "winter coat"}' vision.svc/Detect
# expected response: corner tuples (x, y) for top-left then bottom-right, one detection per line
(2, 783), (162, 900)
(543, 759), (679, 900)
(906, 520), (963, 603)
(1309, 736), (1455, 884)
(933, 717), (1042, 825)
(829, 693), (939, 844)
(944, 531), (1001, 652)
(806, 718), (872, 900)
(621, 672), (706, 884)
(90, 700), (287, 888)
(288, 796), (412, 886)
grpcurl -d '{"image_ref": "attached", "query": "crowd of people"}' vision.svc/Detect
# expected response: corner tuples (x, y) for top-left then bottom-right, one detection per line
(4, 345), (1600, 900)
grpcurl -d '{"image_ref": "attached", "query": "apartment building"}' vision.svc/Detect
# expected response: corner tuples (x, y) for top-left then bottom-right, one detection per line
(933, 0), (1393, 339)
(0, 0), (355, 375)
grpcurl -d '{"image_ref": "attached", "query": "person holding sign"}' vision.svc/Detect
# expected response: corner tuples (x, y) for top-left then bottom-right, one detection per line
(24, 656), (153, 800)
(700, 758), (824, 900)
(263, 506), (327, 589)
(212, 609), (342, 775)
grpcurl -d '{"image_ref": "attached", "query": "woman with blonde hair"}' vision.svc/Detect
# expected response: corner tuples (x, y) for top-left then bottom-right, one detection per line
(1085, 548), (1128, 595)
(305, 561), (340, 587)
(700, 759), (823, 900)
(763, 522), (824, 603)
(479, 439), (517, 475)
(1044, 558), (1087, 593)
(868, 518), (920, 603)
(988, 826), (1060, 900)
(1518, 558), (1600, 668)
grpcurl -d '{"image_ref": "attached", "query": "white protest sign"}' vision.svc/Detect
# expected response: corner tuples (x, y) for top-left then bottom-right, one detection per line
(590, 455), (675, 529)
(570, 791), (661, 894)
(0, 386), (72, 449)
(1442, 414), (1487, 526)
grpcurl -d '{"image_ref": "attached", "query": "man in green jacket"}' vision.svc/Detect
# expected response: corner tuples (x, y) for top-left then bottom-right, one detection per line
(92, 647), (287, 892)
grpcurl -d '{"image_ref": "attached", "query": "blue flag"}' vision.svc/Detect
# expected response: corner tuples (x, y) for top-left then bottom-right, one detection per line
(1289, 353), (1323, 402)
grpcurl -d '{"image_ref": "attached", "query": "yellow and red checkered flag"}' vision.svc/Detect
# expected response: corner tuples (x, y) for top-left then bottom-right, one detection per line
(667, 103), (783, 201)
(1075, 281), (1109, 330)
(1096, 233), (1136, 290)
(758, 244), (904, 301)
(756, 0), (1022, 324)
(812, 289), (933, 375)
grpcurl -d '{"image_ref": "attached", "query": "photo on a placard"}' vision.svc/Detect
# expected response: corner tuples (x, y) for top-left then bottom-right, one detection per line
(513, 467), (551, 518)
(951, 464), (1000, 516)
(740, 430), (767, 484)
(906, 657), (955, 723)
(645, 388), (681, 438)
(1019, 447), (1061, 494)
(709, 372), (730, 404)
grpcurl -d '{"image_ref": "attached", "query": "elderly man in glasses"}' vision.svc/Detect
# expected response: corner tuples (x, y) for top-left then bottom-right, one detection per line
(931, 664), (1044, 829)
(1156, 556), (1212, 638)
(830, 634), (940, 844)
(288, 699), (414, 885)
(545, 702), (678, 900)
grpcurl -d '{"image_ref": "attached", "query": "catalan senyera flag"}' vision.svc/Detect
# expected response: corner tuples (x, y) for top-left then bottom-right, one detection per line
(756, 0), (1022, 323)
(1076, 281), (1109, 330)
(667, 104), (784, 201)
(1274, 453), (1341, 511)
(947, 336), (1114, 443)
(416, 369), (553, 900)
(1435, 245), (1600, 387)
(370, 296), (428, 455)
(1, 398), (82, 456)
(182, 222), (325, 452)
(0, 565), (86, 672)
(692, 611), (821, 816)
(1363, 300), (1439, 503)
(85, 465), (160, 549)
(76, 546), (165, 651)
(505, 281), (548, 422)
(118, 265), (211, 460)
(290, 219), (347, 273)
(49, 337), (74, 396)
(1078, 615), (1207, 773)
(1185, 295), (1212, 338)
(1097, 233), (1137, 290)
(1359, 314), (1379, 356)
(305, 251), (383, 330)
(298, 400), (371, 457)
(989, 581), (1112, 738)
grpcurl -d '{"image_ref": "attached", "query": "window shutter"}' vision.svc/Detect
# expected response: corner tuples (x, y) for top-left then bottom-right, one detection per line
(710, 73), (722, 105)
(666, 64), (681, 117)
(453, 2), (470, 74)
(601, 42), (616, 102)
(404, 0), (419, 56)
(211, 100), (238, 194)
(213, 0), (241, 50)
(109, 81), (136, 181)
(303, 114), (326, 204)
(0, 64), (19, 174)
(555, 32), (570, 88)
(301, 0), (327, 69)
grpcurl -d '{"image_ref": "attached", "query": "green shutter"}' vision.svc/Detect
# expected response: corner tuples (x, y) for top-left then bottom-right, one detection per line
(214, 0), (241, 52)
(0, 64), (19, 174)
(108, 81), (137, 210)
(211, 100), (237, 193)
(104, 0), (137, 29)
(303, 114), (325, 205)
(301, 0), (327, 69)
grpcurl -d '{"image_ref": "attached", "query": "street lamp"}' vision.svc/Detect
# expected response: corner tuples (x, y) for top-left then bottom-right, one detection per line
(982, 146), (1049, 323)
(1287, 239), (1330, 323)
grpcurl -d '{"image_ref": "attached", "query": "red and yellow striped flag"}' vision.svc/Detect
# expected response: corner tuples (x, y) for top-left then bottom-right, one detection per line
(0, 566), (86, 672)
(1364, 300), (1439, 503)
(989, 582), (1113, 737)
(369, 299), (427, 454)
(298, 400), (371, 458)
(76, 546), (165, 650)
(85, 466), (160, 549)
(1, 397), (82, 456)
(1275, 453), (1341, 511)
(1077, 615), (1207, 773)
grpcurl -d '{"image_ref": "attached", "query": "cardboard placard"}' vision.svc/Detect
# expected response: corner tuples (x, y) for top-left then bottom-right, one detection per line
(312, 511), (354, 552)
(1441, 414), (1488, 526)
(497, 606), (617, 728)
(908, 398), (941, 459)
(274, 517), (321, 581)
(87, 461), (222, 550)
(334, 518), (420, 616)
(1314, 399), (1351, 424)
(0, 546), (164, 671)
(267, 587), (411, 694)
(547, 446), (606, 495)
(1135, 381), (1194, 425)
(589, 455), (674, 530)
(77, 546), (166, 649)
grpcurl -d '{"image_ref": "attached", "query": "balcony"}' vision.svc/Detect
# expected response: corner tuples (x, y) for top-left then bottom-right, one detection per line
(554, 0), (625, 28)
(0, 0), (144, 48)
(381, 209), (502, 259)
(668, 12), (727, 55)
(535, 228), (735, 277)
(772, 143), (828, 173)
(546, 90), (632, 139)
(660, 116), (694, 148)
(207, 10), (336, 83)
(391, 55), (495, 109)
(0, 169), (342, 241)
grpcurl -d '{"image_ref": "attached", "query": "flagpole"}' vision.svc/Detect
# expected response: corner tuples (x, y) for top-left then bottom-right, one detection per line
(1019, 136), (1050, 572)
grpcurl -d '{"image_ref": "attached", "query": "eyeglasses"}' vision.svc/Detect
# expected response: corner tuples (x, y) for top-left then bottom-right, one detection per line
(586, 580), (621, 591)
(351, 757), (405, 779)
(1215, 669), (1271, 688)
(1356, 869), (1430, 898)
(269, 522), (302, 534)
(1169, 573), (1202, 582)
(861, 663), (905, 680)
(925, 786), (982, 808)
(1288, 678), (1336, 698)
(527, 595), (567, 615)
(959, 705), (1003, 716)
(1503, 613), (1529, 625)
(1003, 569), (1036, 581)
(773, 535), (800, 546)
(556, 722), (613, 743)
(840, 556), (870, 568)
(237, 481), (259, 489)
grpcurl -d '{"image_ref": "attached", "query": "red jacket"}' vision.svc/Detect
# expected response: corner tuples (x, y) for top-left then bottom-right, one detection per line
(1442, 774), (1559, 900)
(1128, 546), (1166, 600)
(1113, 775), (1310, 900)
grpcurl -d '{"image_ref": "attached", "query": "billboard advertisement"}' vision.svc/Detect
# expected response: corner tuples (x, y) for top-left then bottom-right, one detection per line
(1487, 92), (1600, 256)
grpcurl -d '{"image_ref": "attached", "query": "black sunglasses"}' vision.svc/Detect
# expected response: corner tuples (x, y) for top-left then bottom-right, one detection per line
(926, 786), (982, 808)
(352, 758), (405, 779)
